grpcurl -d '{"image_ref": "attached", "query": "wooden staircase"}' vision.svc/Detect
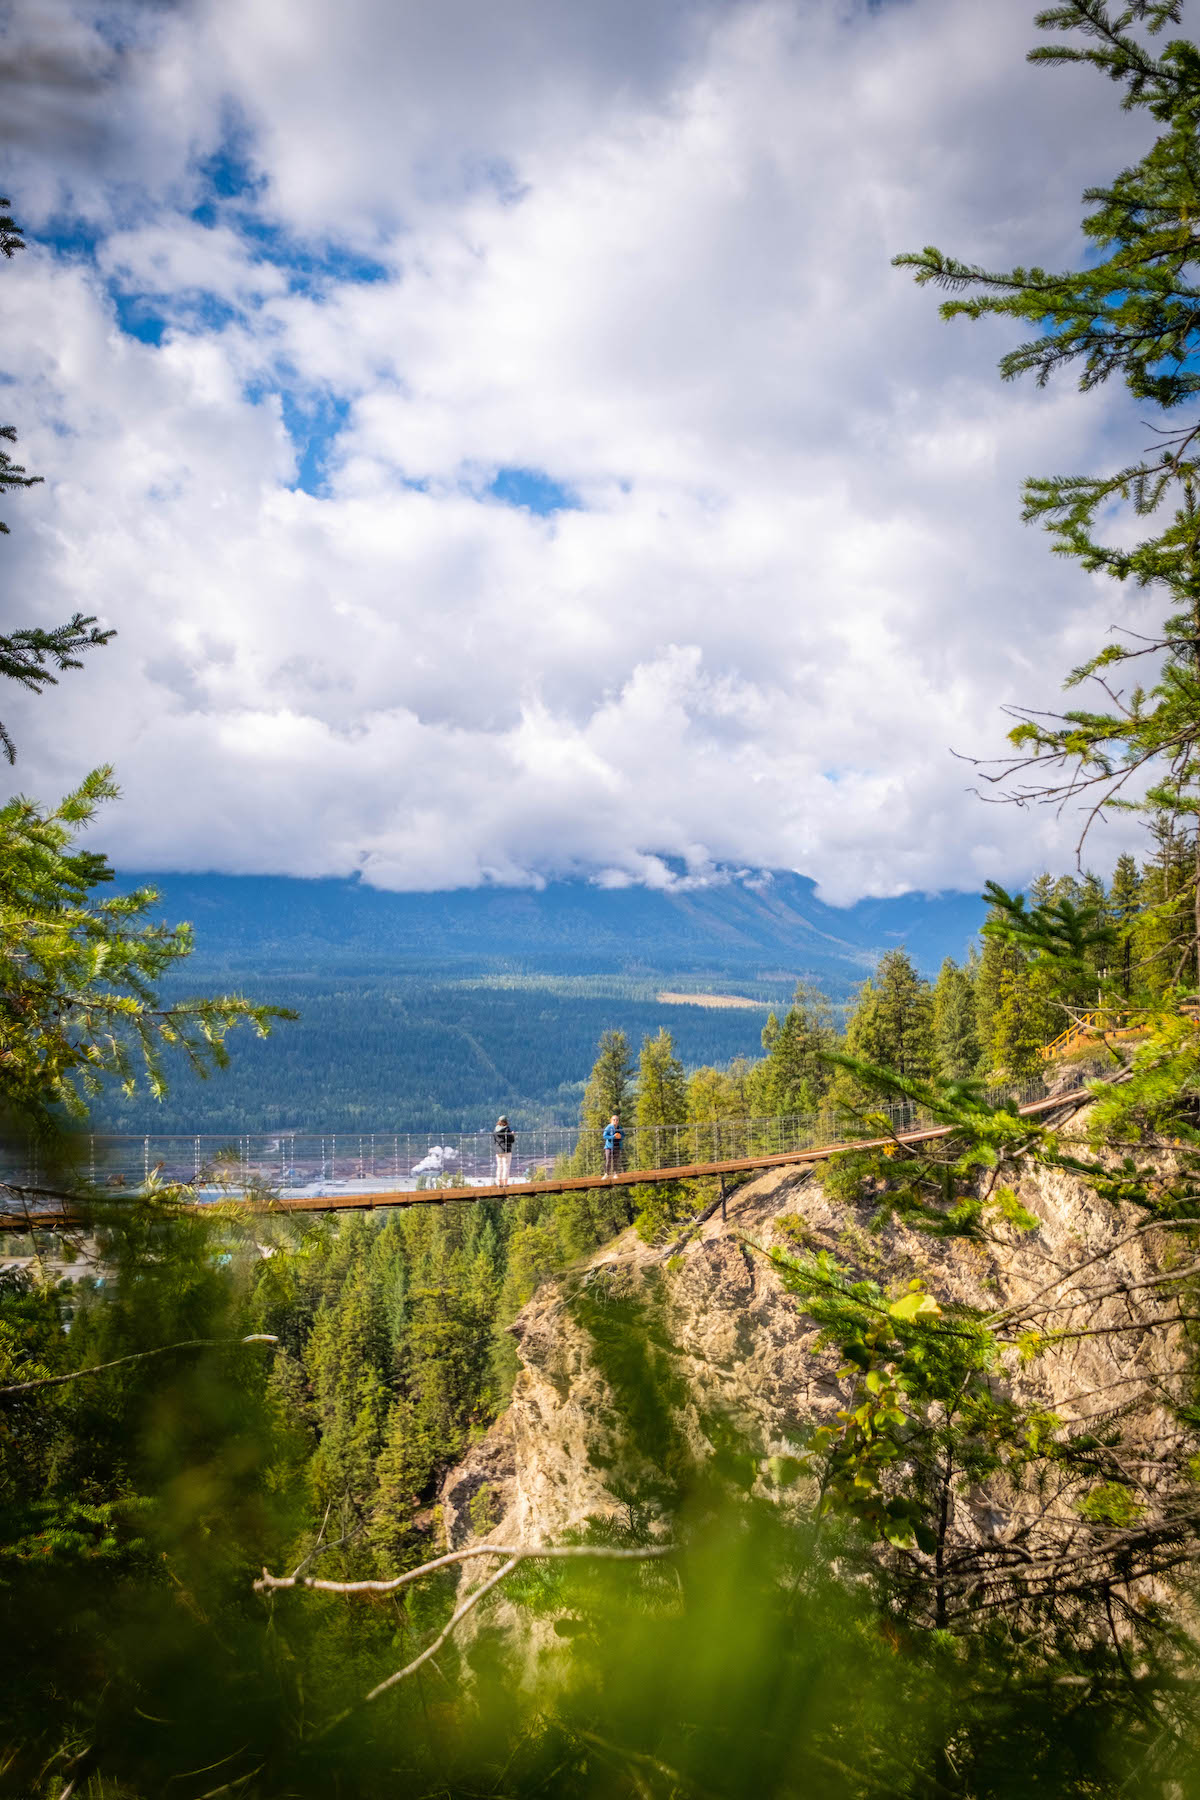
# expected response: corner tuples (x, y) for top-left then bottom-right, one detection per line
(1040, 1005), (1198, 1061)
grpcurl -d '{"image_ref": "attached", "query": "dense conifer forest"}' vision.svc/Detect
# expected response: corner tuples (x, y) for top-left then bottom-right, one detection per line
(85, 972), (789, 1134)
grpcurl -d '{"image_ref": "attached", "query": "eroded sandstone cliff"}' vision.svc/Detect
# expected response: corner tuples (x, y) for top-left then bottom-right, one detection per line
(442, 1121), (1185, 1567)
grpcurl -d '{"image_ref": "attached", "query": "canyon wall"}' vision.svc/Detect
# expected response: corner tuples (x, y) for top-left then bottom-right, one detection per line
(442, 1114), (1183, 1565)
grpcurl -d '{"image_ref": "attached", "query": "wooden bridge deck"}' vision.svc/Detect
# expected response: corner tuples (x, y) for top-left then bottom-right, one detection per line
(0, 1087), (1090, 1231)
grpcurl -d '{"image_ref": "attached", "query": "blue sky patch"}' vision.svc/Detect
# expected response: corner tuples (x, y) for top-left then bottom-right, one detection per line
(191, 109), (266, 225)
(41, 218), (104, 260)
(488, 466), (578, 515)
(279, 389), (351, 495)
(240, 218), (389, 296)
(109, 285), (242, 344)
(189, 110), (388, 296)
(111, 294), (166, 345)
(243, 375), (350, 495)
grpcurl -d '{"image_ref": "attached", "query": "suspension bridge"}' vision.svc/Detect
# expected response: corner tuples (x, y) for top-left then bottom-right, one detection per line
(0, 1075), (1097, 1234)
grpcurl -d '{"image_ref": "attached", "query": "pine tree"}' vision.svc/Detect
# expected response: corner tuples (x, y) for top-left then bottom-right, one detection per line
(498, 1215), (563, 1317)
(1079, 870), (1106, 913)
(402, 1279), (493, 1476)
(973, 894), (1074, 1076)
(0, 770), (290, 1136)
(931, 958), (979, 1080)
(1109, 852), (1142, 996)
(549, 1027), (641, 1256)
(841, 951), (934, 1093)
(372, 1395), (436, 1558)
(569, 1029), (636, 1176)
(1136, 813), (1198, 995)
(1078, 870), (1115, 995)
(687, 1056), (756, 1160)
(989, 961), (1060, 1081)
(973, 880), (1110, 1073)
(760, 983), (838, 1118)
(634, 1027), (687, 1169)
(304, 1253), (394, 1510)
(629, 1028), (690, 1243)
(1110, 853), (1142, 923)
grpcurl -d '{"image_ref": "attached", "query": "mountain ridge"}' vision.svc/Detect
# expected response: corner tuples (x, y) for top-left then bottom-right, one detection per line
(115, 866), (987, 987)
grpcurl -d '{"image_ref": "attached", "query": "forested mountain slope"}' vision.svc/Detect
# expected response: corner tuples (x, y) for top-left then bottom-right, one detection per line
(115, 867), (985, 983)
(85, 869), (985, 1134)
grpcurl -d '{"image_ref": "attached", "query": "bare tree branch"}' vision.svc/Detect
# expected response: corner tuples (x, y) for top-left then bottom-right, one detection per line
(365, 1554), (523, 1702)
(257, 1541), (675, 1729)
(0, 1334), (278, 1397)
(255, 1539), (674, 1598)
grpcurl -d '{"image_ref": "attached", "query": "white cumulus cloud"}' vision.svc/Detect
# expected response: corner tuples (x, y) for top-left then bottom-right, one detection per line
(0, 0), (1172, 901)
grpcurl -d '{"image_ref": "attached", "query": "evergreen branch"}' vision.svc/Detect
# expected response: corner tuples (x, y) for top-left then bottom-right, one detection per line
(0, 199), (24, 259)
(1030, 3), (1189, 117)
(0, 424), (43, 530)
(0, 616), (115, 693)
(0, 203), (118, 759)
(0, 616), (116, 764)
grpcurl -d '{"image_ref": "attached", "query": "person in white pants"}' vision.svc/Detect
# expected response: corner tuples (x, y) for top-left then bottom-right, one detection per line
(493, 1116), (516, 1186)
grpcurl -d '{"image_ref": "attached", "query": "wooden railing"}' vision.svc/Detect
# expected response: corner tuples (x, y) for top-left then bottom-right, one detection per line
(1040, 1010), (1122, 1060)
(1040, 1005), (1199, 1061)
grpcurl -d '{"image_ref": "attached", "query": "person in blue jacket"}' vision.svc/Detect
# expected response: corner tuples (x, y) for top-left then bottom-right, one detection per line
(603, 1113), (623, 1177)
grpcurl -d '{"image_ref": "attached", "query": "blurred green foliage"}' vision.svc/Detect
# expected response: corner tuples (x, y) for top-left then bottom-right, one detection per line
(7, 1207), (1199, 1799)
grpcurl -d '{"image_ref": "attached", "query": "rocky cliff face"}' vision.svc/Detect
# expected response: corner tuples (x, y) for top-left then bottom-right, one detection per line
(442, 1121), (1183, 1560)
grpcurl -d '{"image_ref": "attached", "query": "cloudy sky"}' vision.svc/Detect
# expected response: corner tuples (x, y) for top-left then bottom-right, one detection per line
(0, 0), (1169, 900)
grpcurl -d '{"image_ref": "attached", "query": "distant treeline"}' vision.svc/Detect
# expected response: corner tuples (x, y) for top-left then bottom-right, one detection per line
(88, 974), (788, 1136)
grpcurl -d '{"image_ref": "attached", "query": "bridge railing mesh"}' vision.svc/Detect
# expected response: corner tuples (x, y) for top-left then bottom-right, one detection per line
(0, 1073), (1076, 1203)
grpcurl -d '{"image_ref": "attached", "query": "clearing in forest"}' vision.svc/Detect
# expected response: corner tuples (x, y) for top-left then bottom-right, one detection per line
(656, 991), (768, 1009)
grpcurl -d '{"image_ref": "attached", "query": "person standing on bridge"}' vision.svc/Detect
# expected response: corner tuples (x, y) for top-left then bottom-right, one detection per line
(603, 1113), (623, 1177)
(493, 1116), (516, 1187)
